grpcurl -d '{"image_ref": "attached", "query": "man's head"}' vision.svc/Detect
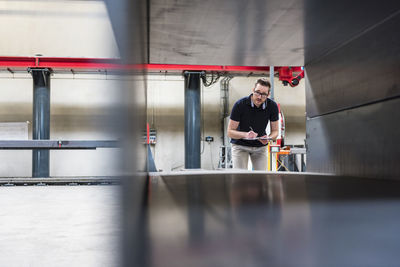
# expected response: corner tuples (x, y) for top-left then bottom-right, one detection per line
(251, 78), (271, 107)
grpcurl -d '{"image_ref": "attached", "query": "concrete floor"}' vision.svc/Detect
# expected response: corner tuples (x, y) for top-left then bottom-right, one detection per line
(2, 172), (400, 267)
(0, 185), (121, 267)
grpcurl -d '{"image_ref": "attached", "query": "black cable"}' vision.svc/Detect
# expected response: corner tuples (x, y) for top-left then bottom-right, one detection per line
(202, 71), (221, 87)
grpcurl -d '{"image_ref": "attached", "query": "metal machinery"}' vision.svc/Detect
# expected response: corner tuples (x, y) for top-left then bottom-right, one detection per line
(1, 0), (400, 266)
(0, 57), (303, 174)
(278, 66), (305, 87)
(105, 0), (400, 266)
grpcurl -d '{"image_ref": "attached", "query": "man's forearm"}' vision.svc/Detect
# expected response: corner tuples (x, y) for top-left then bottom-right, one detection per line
(228, 129), (247, 139)
(268, 130), (279, 141)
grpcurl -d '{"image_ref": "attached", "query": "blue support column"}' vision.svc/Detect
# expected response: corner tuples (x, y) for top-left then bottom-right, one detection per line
(184, 71), (202, 169)
(269, 66), (274, 100)
(30, 68), (51, 177)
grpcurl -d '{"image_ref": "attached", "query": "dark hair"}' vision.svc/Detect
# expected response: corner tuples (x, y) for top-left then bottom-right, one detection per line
(255, 78), (271, 89)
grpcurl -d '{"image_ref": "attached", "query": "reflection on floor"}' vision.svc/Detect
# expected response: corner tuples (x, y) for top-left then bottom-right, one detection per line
(146, 172), (400, 267)
(2, 172), (400, 267)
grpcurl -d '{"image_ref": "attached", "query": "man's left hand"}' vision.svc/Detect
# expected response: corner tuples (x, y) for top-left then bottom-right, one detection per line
(258, 135), (270, 145)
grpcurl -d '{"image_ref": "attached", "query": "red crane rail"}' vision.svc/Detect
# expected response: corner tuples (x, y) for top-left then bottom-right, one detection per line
(0, 56), (302, 74)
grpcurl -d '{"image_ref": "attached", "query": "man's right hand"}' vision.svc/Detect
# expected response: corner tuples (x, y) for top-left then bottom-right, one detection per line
(245, 131), (258, 139)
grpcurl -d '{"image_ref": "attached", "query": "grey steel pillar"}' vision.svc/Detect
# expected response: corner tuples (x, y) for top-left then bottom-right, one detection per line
(269, 66), (274, 100)
(30, 68), (51, 177)
(184, 71), (202, 169)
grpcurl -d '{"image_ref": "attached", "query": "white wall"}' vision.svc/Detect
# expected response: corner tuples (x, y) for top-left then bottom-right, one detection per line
(0, 72), (132, 177)
(147, 75), (184, 171)
(0, 71), (305, 177)
(0, 1), (306, 175)
(147, 75), (306, 171)
(0, 1), (124, 177)
(0, 0), (119, 58)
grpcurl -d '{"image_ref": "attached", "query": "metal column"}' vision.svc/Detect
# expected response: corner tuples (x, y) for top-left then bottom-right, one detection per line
(30, 68), (51, 177)
(269, 66), (274, 100)
(184, 71), (202, 169)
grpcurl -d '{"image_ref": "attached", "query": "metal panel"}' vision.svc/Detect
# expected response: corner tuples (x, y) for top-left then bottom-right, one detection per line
(150, 0), (305, 66)
(304, 0), (400, 64)
(101, 1), (400, 267)
(147, 172), (400, 267)
(306, 96), (400, 179)
(306, 12), (400, 118)
(149, 0), (399, 66)
(105, 0), (400, 68)
(104, 1), (149, 267)
(0, 140), (119, 149)
(304, 3), (400, 179)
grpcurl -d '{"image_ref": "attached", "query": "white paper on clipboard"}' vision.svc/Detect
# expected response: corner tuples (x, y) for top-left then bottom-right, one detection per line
(242, 137), (272, 141)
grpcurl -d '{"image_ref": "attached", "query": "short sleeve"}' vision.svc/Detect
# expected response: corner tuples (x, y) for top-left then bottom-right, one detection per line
(230, 101), (241, 122)
(270, 101), (279, 121)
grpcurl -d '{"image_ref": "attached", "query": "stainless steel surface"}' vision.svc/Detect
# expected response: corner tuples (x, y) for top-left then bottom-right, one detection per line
(304, 0), (400, 64)
(106, 0), (400, 67)
(104, 0), (148, 64)
(0, 140), (119, 149)
(306, 96), (400, 179)
(104, 1), (149, 267)
(150, 0), (305, 66)
(101, 1), (400, 267)
(147, 172), (400, 267)
(304, 2), (400, 179)
(305, 10), (400, 118)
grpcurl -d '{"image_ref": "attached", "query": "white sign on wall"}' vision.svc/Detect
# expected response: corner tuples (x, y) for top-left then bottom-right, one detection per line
(0, 122), (29, 140)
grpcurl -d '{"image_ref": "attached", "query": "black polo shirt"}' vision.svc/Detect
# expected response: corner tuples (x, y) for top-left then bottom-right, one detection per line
(230, 94), (279, 147)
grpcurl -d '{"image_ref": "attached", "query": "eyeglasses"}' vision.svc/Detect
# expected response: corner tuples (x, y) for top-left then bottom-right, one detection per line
(253, 91), (268, 98)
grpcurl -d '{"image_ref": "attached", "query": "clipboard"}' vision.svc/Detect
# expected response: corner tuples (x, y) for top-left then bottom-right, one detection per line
(242, 137), (272, 141)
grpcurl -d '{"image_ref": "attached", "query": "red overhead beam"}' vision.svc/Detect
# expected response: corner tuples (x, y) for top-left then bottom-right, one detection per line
(0, 56), (302, 73)
(144, 63), (275, 72)
(0, 56), (124, 70)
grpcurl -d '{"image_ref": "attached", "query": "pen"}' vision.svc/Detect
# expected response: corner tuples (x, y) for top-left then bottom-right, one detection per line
(249, 126), (254, 132)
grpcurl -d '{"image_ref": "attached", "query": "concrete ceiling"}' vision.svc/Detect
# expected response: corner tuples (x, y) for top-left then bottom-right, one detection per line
(105, 0), (400, 67)
(149, 0), (304, 66)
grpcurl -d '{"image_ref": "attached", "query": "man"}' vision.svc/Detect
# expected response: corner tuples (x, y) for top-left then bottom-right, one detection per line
(227, 78), (279, 170)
